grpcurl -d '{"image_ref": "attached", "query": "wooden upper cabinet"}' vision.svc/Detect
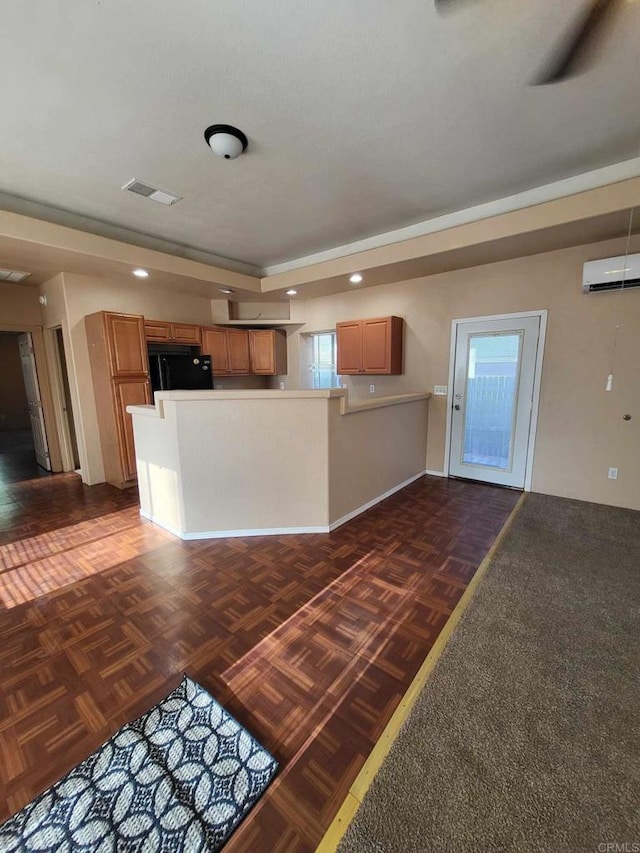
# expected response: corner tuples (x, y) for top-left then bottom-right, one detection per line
(143, 320), (171, 343)
(144, 320), (202, 345)
(104, 313), (149, 377)
(171, 323), (201, 345)
(249, 330), (287, 375)
(227, 329), (251, 374)
(336, 316), (403, 375)
(201, 327), (230, 375)
(335, 321), (362, 375)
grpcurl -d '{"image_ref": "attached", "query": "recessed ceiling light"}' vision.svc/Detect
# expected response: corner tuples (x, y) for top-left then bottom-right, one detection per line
(349, 273), (363, 284)
(132, 268), (149, 278)
(286, 289), (298, 296)
(218, 288), (234, 294)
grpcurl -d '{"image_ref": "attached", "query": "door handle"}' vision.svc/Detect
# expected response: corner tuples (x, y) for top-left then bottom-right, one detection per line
(454, 404), (461, 410)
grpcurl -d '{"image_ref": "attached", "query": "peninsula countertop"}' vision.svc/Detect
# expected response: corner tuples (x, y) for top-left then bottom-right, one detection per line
(128, 388), (431, 539)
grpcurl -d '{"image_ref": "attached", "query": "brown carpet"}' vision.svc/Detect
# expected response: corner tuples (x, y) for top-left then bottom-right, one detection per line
(338, 493), (640, 853)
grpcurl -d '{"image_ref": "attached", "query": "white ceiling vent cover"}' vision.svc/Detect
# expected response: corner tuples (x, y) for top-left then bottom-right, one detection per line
(0, 268), (31, 283)
(122, 179), (182, 206)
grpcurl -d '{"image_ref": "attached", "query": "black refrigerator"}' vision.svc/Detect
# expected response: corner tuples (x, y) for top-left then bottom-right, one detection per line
(149, 353), (213, 392)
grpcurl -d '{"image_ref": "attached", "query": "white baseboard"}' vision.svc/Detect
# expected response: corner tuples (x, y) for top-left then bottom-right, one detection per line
(182, 524), (331, 540)
(328, 470), (427, 532)
(139, 510), (185, 538)
(140, 509), (329, 539)
(140, 469), (428, 540)
(425, 469), (447, 478)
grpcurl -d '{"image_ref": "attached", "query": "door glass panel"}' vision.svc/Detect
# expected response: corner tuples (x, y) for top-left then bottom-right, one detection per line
(461, 332), (522, 471)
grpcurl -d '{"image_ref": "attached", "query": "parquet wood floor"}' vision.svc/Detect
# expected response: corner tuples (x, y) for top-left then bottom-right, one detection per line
(0, 470), (519, 851)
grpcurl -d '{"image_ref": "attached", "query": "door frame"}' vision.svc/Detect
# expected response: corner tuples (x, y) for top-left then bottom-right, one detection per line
(443, 309), (548, 491)
(44, 326), (78, 472)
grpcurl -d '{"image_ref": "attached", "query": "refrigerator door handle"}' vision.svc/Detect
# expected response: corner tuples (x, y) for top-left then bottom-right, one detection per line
(159, 356), (170, 391)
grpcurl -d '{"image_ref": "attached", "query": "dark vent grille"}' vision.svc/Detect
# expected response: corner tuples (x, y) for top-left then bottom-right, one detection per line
(125, 180), (156, 197)
(121, 179), (182, 205)
(587, 278), (640, 293)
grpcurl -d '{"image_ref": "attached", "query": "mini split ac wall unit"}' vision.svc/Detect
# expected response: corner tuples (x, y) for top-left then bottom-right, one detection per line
(582, 253), (640, 293)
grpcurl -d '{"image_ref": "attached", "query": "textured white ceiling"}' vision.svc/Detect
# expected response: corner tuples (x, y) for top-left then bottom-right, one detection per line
(0, 0), (638, 269)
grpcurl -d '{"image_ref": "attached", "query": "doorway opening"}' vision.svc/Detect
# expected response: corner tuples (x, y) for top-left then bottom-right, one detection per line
(0, 330), (52, 484)
(445, 311), (547, 490)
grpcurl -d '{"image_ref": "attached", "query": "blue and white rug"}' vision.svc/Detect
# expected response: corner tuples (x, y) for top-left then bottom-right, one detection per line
(0, 676), (278, 852)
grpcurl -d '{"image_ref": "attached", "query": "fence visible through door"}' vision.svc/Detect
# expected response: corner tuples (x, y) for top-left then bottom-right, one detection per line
(448, 314), (544, 489)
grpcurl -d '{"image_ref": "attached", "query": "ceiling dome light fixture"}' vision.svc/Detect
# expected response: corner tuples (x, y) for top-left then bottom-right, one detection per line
(218, 287), (235, 294)
(133, 268), (149, 278)
(349, 273), (363, 284)
(286, 289), (298, 296)
(204, 124), (248, 160)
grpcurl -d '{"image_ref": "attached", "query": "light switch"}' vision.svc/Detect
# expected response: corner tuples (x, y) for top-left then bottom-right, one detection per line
(434, 385), (448, 396)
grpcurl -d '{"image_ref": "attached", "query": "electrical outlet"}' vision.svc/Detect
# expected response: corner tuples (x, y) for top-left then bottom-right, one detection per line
(434, 385), (448, 396)
(608, 467), (618, 480)
(369, 384), (375, 394)
(279, 381), (285, 390)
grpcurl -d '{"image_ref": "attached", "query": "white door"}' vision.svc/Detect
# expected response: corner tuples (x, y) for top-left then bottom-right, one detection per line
(449, 315), (541, 488)
(18, 332), (51, 471)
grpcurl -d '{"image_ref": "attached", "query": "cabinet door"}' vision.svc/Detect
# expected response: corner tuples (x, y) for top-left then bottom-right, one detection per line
(249, 330), (276, 374)
(336, 321), (362, 374)
(113, 379), (151, 483)
(144, 320), (172, 343)
(202, 327), (230, 375)
(171, 323), (202, 345)
(249, 329), (288, 375)
(107, 314), (148, 376)
(227, 329), (251, 374)
(362, 318), (392, 373)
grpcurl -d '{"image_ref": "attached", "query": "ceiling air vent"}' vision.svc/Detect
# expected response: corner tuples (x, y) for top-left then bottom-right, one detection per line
(0, 268), (31, 283)
(122, 179), (182, 206)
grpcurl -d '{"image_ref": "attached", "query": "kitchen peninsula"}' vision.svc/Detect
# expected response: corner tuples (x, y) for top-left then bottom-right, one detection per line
(128, 389), (430, 538)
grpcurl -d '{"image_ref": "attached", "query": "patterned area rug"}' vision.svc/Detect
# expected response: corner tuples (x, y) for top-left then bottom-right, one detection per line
(0, 676), (278, 852)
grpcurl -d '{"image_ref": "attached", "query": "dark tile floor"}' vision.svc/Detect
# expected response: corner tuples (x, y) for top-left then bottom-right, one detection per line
(0, 469), (519, 851)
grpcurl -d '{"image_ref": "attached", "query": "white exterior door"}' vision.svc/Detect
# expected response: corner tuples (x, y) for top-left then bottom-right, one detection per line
(449, 315), (541, 488)
(18, 332), (51, 471)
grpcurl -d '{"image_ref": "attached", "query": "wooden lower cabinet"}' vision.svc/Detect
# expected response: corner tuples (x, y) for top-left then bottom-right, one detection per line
(113, 380), (152, 482)
(337, 316), (403, 375)
(86, 311), (151, 489)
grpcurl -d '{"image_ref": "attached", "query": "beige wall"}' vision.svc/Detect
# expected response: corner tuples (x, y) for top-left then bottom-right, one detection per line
(0, 281), (42, 327)
(288, 234), (640, 511)
(328, 398), (428, 523)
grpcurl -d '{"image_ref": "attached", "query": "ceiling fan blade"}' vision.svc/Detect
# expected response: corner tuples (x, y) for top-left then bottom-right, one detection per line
(532, 0), (620, 85)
